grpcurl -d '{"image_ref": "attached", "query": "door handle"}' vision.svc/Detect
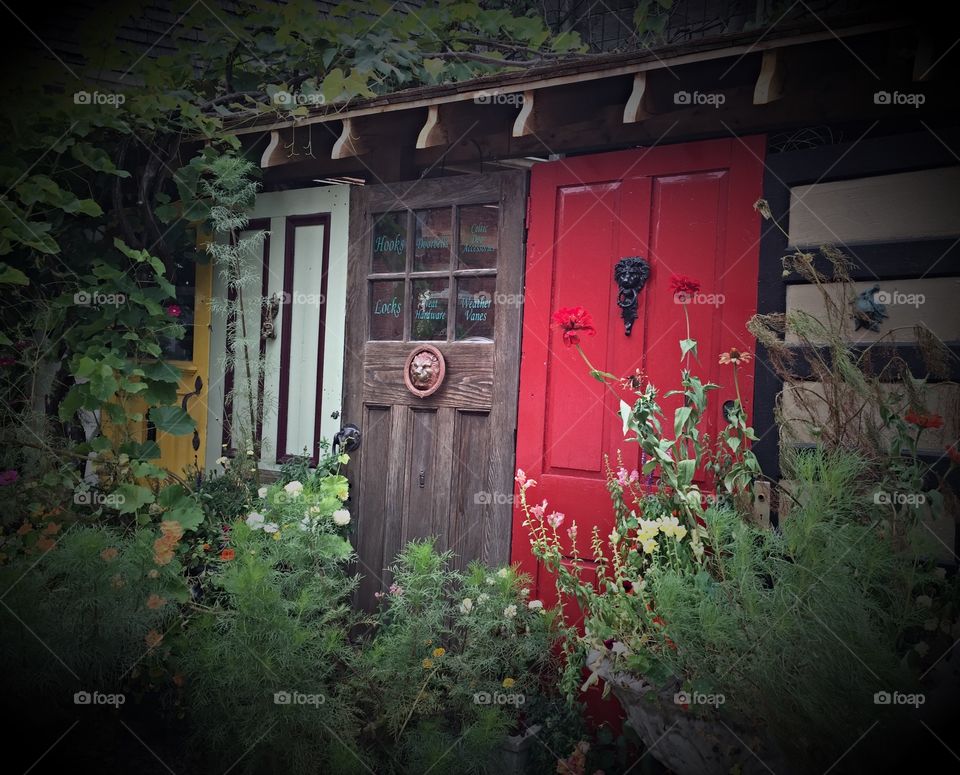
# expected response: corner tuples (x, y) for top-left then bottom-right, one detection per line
(333, 423), (362, 455)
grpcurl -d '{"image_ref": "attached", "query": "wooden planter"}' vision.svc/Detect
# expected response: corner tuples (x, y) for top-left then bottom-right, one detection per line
(589, 652), (795, 775)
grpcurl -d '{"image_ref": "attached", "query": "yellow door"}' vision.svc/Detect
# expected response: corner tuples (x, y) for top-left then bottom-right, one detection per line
(153, 260), (212, 481)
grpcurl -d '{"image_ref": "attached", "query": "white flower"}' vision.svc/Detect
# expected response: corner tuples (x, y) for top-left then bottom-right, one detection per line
(915, 641), (930, 657)
(299, 516), (313, 532)
(924, 618), (939, 631)
(309, 505), (322, 516)
(263, 522), (280, 534)
(916, 595), (933, 608)
(216, 456), (229, 467)
(477, 593), (489, 605)
(283, 480), (304, 496)
(459, 598), (474, 614)
(503, 604), (518, 619)
(496, 568), (510, 578)
(485, 577), (496, 586)
(332, 509), (351, 526)
(519, 587), (530, 597)
(245, 511), (265, 530)
(527, 600), (544, 611)
(257, 486), (269, 499)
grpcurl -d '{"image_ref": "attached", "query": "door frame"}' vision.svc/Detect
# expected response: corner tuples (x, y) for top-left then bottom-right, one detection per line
(342, 170), (528, 597)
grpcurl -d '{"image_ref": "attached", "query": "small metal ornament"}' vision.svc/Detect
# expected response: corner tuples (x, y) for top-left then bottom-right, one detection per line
(404, 344), (446, 398)
(852, 284), (888, 332)
(614, 256), (651, 336)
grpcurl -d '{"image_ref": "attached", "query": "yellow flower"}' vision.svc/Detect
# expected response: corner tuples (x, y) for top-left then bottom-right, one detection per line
(502, 677), (516, 689)
(336, 486), (349, 501)
(272, 531), (281, 541)
(422, 658), (434, 669)
(642, 538), (658, 555)
(432, 647), (446, 658)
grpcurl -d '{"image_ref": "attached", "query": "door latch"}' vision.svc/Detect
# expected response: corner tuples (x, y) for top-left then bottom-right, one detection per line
(419, 469), (425, 488)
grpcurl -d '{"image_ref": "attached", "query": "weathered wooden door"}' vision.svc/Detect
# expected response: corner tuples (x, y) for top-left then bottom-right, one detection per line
(343, 171), (527, 606)
(511, 137), (766, 600)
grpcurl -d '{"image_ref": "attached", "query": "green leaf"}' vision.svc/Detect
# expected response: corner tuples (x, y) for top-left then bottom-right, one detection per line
(140, 360), (182, 383)
(113, 483), (155, 514)
(727, 436), (741, 453)
(167, 504), (204, 532)
(676, 458), (696, 487)
(679, 338), (698, 361)
(0, 263), (28, 285)
(620, 400), (634, 436)
(673, 405), (692, 437)
(149, 405), (196, 435)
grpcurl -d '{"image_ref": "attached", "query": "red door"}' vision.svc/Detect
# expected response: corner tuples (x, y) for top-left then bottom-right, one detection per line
(511, 137), (765, 601)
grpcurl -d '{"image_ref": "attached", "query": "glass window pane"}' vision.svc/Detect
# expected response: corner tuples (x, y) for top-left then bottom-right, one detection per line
(458, 204), (499, 269)
(372, 211), (407, 273)
(455, 276), (495, 341)
(413, 208), (452, 271)
(411, 278), (449, 341)
(369, 280), (405, 340)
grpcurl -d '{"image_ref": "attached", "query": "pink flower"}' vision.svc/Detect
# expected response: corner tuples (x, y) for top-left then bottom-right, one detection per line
(616, 467), (639, 487)
(515, 469), (536, 490)
(547, 512), (565, 530)
(530, 501), (547, 520)
(166, 304), (182, 318)
(567, 524), (578, 542)
(0, 356), (15, 367)
(388, 583), (404, 596)
(0, 470), (18, 486)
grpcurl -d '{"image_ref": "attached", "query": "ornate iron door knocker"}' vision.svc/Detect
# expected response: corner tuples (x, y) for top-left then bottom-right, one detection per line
(614, 256), (650, 336)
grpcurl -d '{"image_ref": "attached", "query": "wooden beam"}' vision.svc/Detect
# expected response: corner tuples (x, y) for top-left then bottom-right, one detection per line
(416, 104), (448, 149)
(331, 118), (367, 159)
(753, 50), (785, 105)
(511, 90), (536, 137)
(622, 71), (651, 123)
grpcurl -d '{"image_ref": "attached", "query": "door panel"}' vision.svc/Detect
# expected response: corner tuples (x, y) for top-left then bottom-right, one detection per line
(344, 171), (527, 608)
(512, 137), (766, 596)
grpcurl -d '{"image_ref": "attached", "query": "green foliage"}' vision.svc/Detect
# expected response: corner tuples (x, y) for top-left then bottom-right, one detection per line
(174, 517), (361, 775)
(0, 525), (185, 711)
(350, 539), (575, 774)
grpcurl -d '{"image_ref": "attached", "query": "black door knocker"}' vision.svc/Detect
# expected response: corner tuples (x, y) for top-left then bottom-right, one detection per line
(614, 256), (650, 336)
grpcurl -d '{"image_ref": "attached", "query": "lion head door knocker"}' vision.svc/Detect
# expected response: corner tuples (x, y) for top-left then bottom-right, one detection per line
(403, 344), (446, 398)
(614, 257), (651, 336)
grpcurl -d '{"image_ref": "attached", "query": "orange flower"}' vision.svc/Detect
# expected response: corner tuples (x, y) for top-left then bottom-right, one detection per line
(146, 594), (167, 610)
(42, 522), (61, 535)
(719, 348), (752, 366)
(159, 520), (184, 541)
(947, 443), (960, 465)
(36, 536), (56, 552)
(220, 548), (236, 561)
(16, 521), (33, 536)
(172, 673), (185, 687)
(100, 547), (119, 562)
(111, 573), (126, 589)
(152, 539), (175, 566)
(144, 629), (163, 649)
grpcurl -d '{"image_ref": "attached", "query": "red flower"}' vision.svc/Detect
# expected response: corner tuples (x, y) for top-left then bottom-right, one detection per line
(905, 410), (944, 429)
(551, 306), (596, 347)
(947, 443), (960, 465)
(622, 579), (634, 594)
(166, 304), (182, 318)
(652, 615), (666, 627)
(0, 356), (15, 366)
(670, 274), (701, 302)
(219, 548), (236, 561)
